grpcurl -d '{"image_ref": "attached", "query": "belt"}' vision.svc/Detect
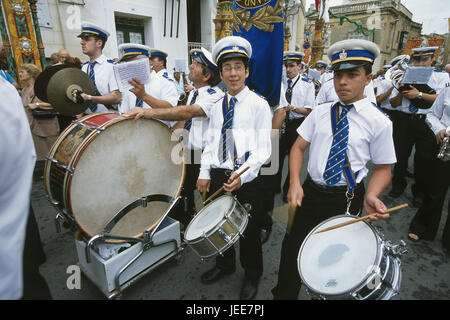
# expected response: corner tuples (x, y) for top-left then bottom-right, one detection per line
(287, 116), (305, 123)
(410, 113), (427, 121)
(305, 175), (364, 194)
(400, 112), (426, 121)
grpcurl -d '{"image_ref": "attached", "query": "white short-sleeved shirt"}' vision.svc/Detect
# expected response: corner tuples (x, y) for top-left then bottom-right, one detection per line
(396, 69), (448, 114)
(426, 83), (450, 135)
(298, 97), (396, 186)
(120, 71), (180, 127)
(0, 78), (36, 299)
(375, 78), (396, 110)
(199, 86), (272, 185)
(185, 85), (224, 150)
(315, 78), (377, 107)
(284, 74), (315, 118)
(81, 54), (119, 113)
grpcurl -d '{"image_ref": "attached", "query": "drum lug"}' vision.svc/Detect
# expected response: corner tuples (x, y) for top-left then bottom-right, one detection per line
(218, 228), (232, 243)
(390, 240), (408, 257)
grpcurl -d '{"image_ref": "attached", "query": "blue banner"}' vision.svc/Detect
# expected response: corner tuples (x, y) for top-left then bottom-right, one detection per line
(232, 0), (284, 108)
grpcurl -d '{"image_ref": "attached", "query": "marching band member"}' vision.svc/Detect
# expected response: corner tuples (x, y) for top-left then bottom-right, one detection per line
(272, 39), (396, 299)
(118, 43), (178, 128)
(408, 83), (450, 246)
(275, 51), (315, 198)
(74, 22), (121, 115)
(389, 47), (448, 208)
(196, 36), (272, 300)
(125, 47), (224, 226)
(124, 47), (180, 128)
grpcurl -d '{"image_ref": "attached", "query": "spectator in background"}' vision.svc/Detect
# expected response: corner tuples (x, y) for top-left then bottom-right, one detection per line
(50, 53), (59, 65)
(57, 48), (70, 64)
(19, 64), (60, 180)
(0, 47), (19, 89)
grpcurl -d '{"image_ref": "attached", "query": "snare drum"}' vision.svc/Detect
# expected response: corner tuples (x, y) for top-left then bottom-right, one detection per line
(297, 215), (403, 300)
(44, 112), (185, 239)
(184, 195), (248, 259)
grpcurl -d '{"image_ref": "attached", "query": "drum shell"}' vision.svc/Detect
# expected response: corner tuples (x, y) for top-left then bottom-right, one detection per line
(184, 196), (248, 259)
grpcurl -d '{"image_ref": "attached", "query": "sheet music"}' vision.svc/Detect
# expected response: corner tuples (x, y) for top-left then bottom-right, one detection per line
(113, 58), (151, 92)
(308, 69), (321, 81)
(402, 67), (433, 85)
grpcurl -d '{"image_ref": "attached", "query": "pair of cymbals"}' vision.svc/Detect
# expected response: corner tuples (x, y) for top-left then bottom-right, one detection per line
(35, 64), (95, 116)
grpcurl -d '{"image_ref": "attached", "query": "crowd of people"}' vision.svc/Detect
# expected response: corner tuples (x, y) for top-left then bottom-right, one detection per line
(1, 19), (449, 300)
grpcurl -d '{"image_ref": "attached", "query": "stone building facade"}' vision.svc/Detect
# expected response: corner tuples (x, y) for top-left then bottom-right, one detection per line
(306, 0), (422, 72)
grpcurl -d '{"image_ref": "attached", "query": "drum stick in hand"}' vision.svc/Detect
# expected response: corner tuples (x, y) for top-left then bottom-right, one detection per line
(203, 166), (250, 205)
(287, 200), (297, 234)
(314, 203), (408, 235)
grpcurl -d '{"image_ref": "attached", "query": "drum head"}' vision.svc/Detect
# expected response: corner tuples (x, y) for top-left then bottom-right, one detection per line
(298, 215), (380, 296)
(184, 195), (234, 241)
(69, 118), (184, 239)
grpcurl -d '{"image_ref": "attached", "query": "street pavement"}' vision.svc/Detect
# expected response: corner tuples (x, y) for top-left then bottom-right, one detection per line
(31, 151), (450, 300)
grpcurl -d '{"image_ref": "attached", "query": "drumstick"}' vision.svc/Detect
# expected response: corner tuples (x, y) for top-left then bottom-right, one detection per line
(287, 200), (297, 234)
(202, 190), (207, 203)
(203, 166), (250, 205)
(314, 203), (408, 235)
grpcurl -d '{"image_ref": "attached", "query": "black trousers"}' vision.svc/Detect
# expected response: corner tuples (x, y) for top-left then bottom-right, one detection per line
(276, 117), (305, 194)
(208, 168), (264, 281)
(392, 112), (436, 197)
(410, 146), (450, 243)
(170, 149), (201, 227)
(272, 177), (365, 299)
(22, 204), (52, 300)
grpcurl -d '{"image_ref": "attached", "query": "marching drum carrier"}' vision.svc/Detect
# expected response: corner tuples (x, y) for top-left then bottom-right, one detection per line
(44, 112), (186, 299)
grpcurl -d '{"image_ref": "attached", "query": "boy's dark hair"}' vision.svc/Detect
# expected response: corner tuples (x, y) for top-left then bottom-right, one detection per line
(93, 35), (106, 49)
(200, 64), (221, 87)
(363, 63), (372, 75)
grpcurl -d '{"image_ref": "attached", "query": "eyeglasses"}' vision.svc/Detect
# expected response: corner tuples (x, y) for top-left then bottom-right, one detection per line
(222, 64), (244, 72)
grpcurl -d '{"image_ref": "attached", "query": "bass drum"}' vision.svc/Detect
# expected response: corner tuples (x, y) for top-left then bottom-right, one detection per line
(44, 112), (185, 240)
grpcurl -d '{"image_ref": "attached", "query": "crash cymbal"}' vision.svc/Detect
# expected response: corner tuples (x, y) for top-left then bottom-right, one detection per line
(47, 68), (95, 116)
(35, 64), (71, 102)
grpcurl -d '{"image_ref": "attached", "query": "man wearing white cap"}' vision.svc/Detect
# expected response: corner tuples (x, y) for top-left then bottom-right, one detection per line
(315, 60), (328, 75)
(272, 39), (395, 299)
(389, 46), (448, 209)
(275, 51), (315, 199)
(74, 22), (121, 115)
(196, 36), (272, 300)
(125, 47), (224, 226)
(117, 43), (178, 129)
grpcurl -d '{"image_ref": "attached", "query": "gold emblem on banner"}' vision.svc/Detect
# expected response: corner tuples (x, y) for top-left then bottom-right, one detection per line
(235, 0), (271, 9)
(233, 0), (283, 33)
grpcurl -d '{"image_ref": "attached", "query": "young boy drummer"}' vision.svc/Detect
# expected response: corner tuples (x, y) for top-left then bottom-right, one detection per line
(271, 39), (396, 299)
(196, 36), (272, 300)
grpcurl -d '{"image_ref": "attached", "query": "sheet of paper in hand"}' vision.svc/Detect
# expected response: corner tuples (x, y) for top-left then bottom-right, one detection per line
(113, 58), (151, 93)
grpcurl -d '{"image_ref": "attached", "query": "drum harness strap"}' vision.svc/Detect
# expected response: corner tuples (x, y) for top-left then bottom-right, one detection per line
(221, 93), (250, 172)
(330, 103), (360, 216)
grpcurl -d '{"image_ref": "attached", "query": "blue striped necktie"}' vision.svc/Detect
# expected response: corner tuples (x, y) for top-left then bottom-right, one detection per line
(136, 97), (144, 107)
(323, 103), (353, 186)
(408, 104), (418, 113)
(220, 96), (237, 164)
(88, 61), (98, 112)
(183, 90), (199, 132)
(285, 79), (293, 104)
